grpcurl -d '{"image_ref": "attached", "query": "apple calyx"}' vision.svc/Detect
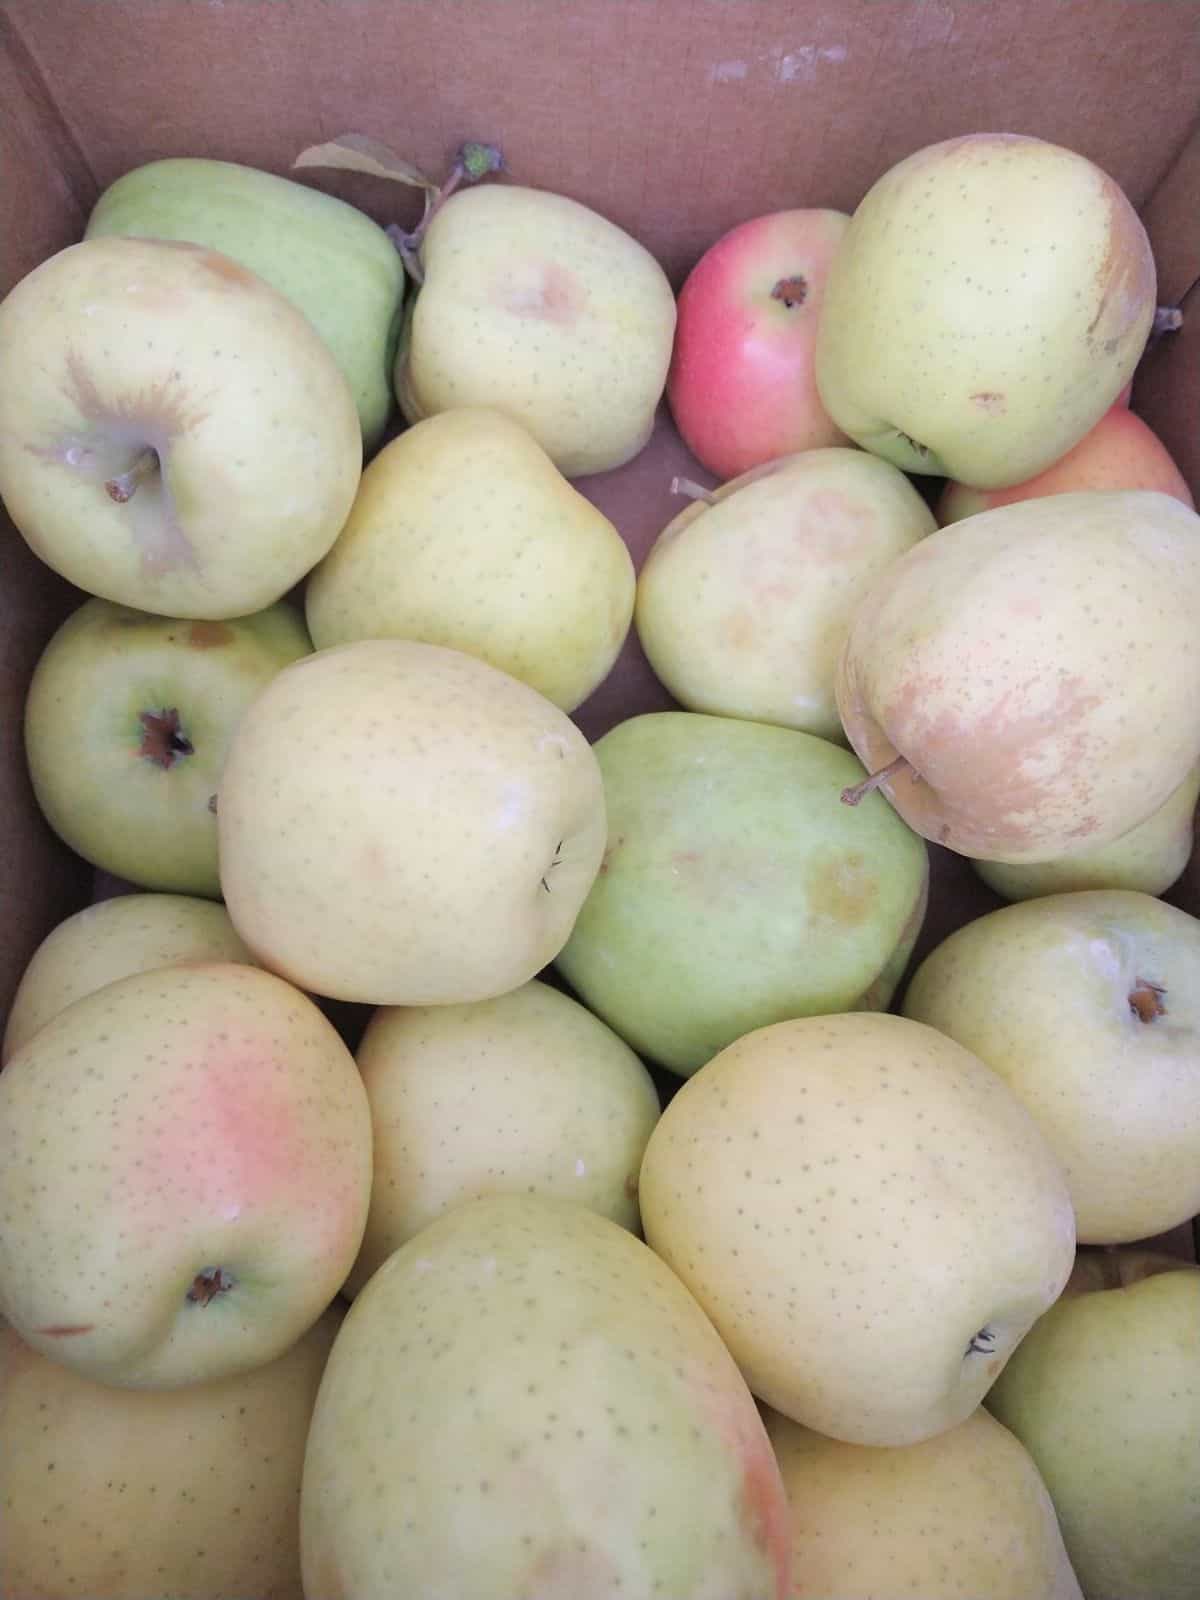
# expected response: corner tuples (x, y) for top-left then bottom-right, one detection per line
(1128, 977), (1167, 1023)
(770, 275), (808, 309)
(670, 475), (719, 505)
(964, 1322), (996, 1357)
(540, 838), (564, 893)
(186, 1266), (236, 1306)
(138, 707), (194, 770)
(841, 753), (913, 807)
(105, 446), (160, 504)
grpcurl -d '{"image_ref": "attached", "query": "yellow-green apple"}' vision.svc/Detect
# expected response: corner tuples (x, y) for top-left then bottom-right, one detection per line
(217, 639), (607, 1006)
(300, 1193), (792, 1599)
(986, 1248), (1200, 1600)
(343, 977), (660, 1297)
(0, 1302), (342, 1600)
(638, 1011), (1076, 1446)
(665, 209), (851, 480)
(0, 235), (362, 619)
(304, 407), (635, 712)
(0, 962), (372, 1388)
(2, 891), (256, 1064)
(835, 489), (1200, 863)
(763, 1404), (1083, 1599)
(395, 183), (677, 476)
(635, 447), (935, 742)
(84, 155), (407, 453)
(554, 711), (928, 1077)
(902, 888), (1200, 1244)
(23, 594), (313, 900)
(973, 758), (1200, 901)
(937, 402), (1194, 524)
(814, 133), (1156, 487)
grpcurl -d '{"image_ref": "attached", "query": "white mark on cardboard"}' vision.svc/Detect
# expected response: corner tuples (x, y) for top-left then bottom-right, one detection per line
(710, 59), (749, 82)
(775, 44), (848, 82)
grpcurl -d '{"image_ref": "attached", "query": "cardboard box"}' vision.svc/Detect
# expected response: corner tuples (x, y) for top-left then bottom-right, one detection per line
(2, 0), (1198, 1286)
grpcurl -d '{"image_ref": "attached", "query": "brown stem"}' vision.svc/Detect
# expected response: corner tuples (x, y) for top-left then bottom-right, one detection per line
(105, 447), (159, 504)
(671, 475), (718, 504)
(841, 753), (912, 807)
(388, 141), (505, 283)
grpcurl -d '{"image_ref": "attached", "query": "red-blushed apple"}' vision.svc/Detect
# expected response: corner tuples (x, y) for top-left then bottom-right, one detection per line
(0, 1303), (342, 1599)
(667, 209), (851, 481)
(937, 402), (1194, 524)
(0, 962), (372, 1389)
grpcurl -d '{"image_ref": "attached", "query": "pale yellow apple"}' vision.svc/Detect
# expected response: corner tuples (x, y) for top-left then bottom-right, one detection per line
(836, 489), (1200, 863)
(764, 1404), (1083, 1599)
(638, 1011), (1076, 1446)
(0, 962), (372, 1388)
(0, 235), (362, 620)
(304, 407), (635, 711)
(1, 891), (256, 1064)
(395, 183), (677, 476)
(902, 888), (1200, 1243)
(814, 132), (1156, 487)
(986, 1248), (1200, 1600)
(973, 758), (1200, 900)
(634, 447), (935, 742)
(217, 639), (607, 1006)
(343, 976), (661, 1297)
(0, 1303), (342, 1600)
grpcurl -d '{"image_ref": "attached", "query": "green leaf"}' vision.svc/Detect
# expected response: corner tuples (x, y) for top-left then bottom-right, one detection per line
(292, 133), (438, 193)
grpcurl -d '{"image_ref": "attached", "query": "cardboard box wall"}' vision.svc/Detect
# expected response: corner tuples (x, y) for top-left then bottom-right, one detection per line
(2, 0), (1198, 1264)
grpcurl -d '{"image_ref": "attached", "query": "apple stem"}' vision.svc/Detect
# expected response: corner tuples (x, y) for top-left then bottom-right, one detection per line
(387, 140), (506, 284)
(105, 447), (159, 504)
(671, 475), (719, 505)
(840, 753), (912, 807)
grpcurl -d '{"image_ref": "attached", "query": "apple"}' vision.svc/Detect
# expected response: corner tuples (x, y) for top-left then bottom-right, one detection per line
(300, 1193), (792, 1598)
(395, 182), (677, 476)
(22, 594), (313, 900)
(0, 1302), (342, 1600)
(0, 235), (362, 620)
(666, 208), (852, 480)
(638, 1010), (1077, 1447)
(836, 489), (1200, 863)
(304, 406), (636, 712)
(2, 891), (257, 1064)
(554, 710), (929, 1077)
(216, 639), (607, 1007)
(342, 976), (661, 1298)
(634, 447), (935, 743)
(986, 1248), (1200, 1600)
(814, 133), (1157, 487)
(763, 1404), (1083, 1599)
(0, 962), (372, 1388)
(902, 887), (1200, 1244)
(84, 154), (408, 454)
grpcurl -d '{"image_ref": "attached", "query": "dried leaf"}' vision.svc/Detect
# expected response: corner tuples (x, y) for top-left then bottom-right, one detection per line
(292, 133), (437, 193)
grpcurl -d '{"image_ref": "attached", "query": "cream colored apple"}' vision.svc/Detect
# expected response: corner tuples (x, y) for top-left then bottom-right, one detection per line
(763, 1404), (1083, 1599)
(304, 407), (635, 711)
(217, 639), (607, 1006)
(0, 235), (362, 620)
(395, 183), (677, 476)
(902, 888), (1200, 1244)
(986, 1249), (1200, 1600)
(814, 132), (1156, 487)
(836, 489), (1200, 863)
(638, 1011), (1076, 1447)
(2, 891), (257, 1064)
(0, 1303), (342, 1600)
(0, 962), (372, 1388)
(634, 447), (935, 742)
(343, 977), (661, 1297)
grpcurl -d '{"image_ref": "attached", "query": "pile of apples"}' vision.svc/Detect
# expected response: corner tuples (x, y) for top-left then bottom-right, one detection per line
(0, 127), (1198, 1600)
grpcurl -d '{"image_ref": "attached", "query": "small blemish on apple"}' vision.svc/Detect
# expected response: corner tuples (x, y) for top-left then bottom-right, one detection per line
(186, 1265), (235, 1306)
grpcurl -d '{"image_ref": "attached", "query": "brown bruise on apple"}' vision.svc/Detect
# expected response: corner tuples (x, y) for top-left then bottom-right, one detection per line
(1087, 173), (1157, 355)
(495, 261), (586, 325)
(1128, 976), (1167, 1023)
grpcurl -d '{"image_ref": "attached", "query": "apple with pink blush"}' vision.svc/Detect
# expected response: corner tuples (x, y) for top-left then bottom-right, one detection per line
(666, 209), (852, 481)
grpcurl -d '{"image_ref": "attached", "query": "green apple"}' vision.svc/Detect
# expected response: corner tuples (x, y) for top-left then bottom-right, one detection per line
(305, 407), (636, 712)
(902, 888), (1200, 1243)
(986, 1248), (1200, 1600)
(554, 711), (928, 1076)
(85, 155), (407, 454)
(763, 1404), (1083, 1598)
(23, 595), (313, 899)
(814, 132), (1156, 486)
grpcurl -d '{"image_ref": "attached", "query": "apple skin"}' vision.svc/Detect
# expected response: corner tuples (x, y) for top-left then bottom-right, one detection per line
(0, 962), (373, 1389)
(23, 595), (313, 900)
(666, 209), (852, 480)
(937, 402), (1195, 524)
(0, 235), (363, 620)
(0, 1302), (342, 1600)
(986, 1249), (1200, 1600)
(1, 891), (257, 1064)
